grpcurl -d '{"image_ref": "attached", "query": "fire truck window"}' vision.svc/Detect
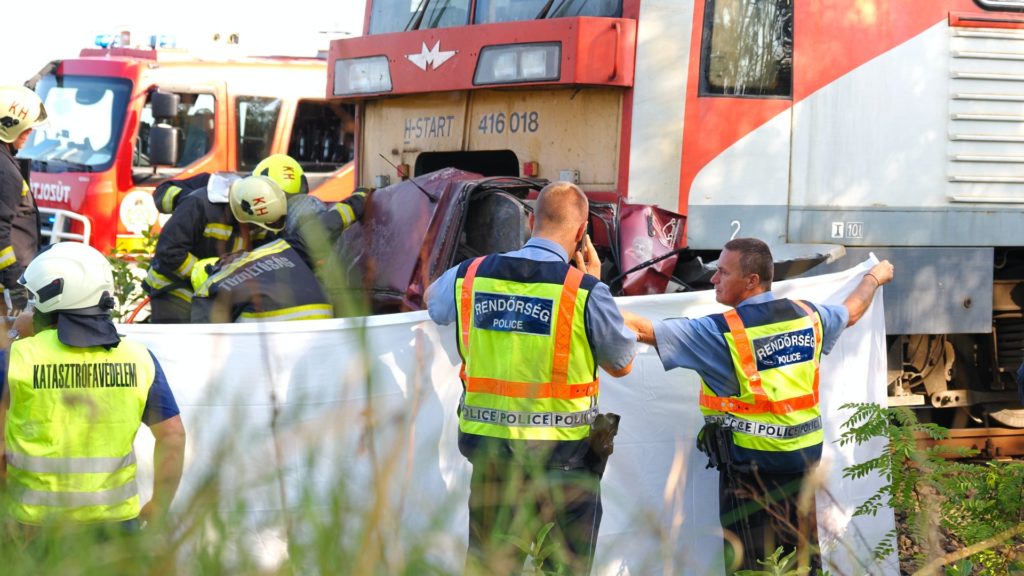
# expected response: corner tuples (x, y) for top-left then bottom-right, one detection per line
(370, 0), (470, 33)
(236, 96), (282, 172)
(133, 92), (216, 172)
(19, 75), (131, 173)
(287, 101), (355, 175)
(475, 0), (621, 23)
(179, 100), (215, 166)
(700, 0), (793, 98)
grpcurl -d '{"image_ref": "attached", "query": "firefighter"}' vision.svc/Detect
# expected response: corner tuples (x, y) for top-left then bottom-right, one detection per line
(0, 242), (185, 544)
(624, 238), (894, 573)
(143, 178), (273, 323)
(152, 171), (240, 214)
(426, 181), (637, 575)
(147, 153), (367, 323)
(247, 153), (370, 316)
(190, 176), (332, 323)
(156, 154), (367, 241)
(253, 153), (369, 239)
(0, 86), (46, 316)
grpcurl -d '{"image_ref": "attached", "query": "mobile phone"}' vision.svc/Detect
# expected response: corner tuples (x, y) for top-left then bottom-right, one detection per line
(571, 233), (591, 269)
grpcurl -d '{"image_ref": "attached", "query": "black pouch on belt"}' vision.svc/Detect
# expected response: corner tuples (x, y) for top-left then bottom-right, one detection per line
(697, 421), (735, 470)
(585, 413), (621, 478)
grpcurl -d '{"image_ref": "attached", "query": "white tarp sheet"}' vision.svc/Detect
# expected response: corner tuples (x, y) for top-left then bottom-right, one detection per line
(124, 257), (898, 575)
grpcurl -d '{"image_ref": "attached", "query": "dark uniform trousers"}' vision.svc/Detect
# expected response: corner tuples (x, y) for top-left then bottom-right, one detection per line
(466, 455), (602, 576)
(719, 463), (820, 574)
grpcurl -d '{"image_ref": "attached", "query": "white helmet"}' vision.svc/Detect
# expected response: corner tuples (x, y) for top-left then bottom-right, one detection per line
(0, 85), (48, 143)
(230, 175), (288, 232)
(19, 242), (115, 314)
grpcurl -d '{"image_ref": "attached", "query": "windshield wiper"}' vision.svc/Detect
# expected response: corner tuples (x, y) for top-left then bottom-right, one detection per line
(405, 0), (432, 31)
(537, 0), (574, 19)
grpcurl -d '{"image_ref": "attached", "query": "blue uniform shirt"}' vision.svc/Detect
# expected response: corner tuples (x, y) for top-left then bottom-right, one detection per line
(427, 237), (636, 372)
(143, 351), (181, 425)
(652, 291), (850, 397)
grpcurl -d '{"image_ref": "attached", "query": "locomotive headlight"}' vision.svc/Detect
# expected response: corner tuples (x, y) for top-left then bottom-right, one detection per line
(334, 56), (393, 96)
(474, 43), (561, 85)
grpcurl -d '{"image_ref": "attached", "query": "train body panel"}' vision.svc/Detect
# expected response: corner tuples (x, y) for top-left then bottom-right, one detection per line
(330, 0), (1024, 420)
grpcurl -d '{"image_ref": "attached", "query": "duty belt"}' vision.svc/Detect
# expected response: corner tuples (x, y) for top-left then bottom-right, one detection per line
(460, 401), (599, 428)
(703, 413), (822, 440)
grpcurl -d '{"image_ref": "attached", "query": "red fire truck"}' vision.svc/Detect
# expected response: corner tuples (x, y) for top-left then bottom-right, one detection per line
(20, 42), (356, 254)
(329, 0), (1024, 423)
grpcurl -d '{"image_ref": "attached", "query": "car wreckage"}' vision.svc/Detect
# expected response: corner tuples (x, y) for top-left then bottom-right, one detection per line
(335, 168), (843, 314)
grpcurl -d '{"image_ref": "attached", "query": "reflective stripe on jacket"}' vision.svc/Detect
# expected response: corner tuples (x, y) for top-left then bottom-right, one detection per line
(700, 298), (825, 471)
(454, 254), (599, 448)
(4, 330), (156, 524)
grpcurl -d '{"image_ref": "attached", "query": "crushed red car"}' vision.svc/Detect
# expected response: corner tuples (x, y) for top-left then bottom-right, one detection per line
(337, 167), (689, 314)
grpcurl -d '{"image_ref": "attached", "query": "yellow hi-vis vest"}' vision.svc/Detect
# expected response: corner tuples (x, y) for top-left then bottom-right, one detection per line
(4, 329), (155, 525)
(454, 255), (599, 442)
(699, 299), (824, 461)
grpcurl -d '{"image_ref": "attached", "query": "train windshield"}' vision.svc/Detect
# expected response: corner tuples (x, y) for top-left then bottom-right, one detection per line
(19, 75), (132, 173)
(368, 0), (622, 34)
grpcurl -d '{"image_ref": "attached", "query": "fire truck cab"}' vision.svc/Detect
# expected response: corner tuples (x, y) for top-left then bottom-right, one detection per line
(21, 43), (355, 254)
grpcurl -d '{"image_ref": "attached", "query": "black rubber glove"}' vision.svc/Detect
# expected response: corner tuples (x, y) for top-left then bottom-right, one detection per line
(343, 187), (371, 223)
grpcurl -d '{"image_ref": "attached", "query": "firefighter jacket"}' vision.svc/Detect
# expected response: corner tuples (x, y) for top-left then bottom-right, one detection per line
(4, 329), (156, 524)
(0, 143), (39, 290)
(700, 298), (825, 473)
(321, 188), (368, 242)
(453, 254), (600, 466)
(191, 238), (332, 323)
(153, 172), (211, 214)
(143, 193), (268, 303)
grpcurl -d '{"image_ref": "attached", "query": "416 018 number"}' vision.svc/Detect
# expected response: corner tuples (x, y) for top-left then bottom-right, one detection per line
(477, 111), (539, 135)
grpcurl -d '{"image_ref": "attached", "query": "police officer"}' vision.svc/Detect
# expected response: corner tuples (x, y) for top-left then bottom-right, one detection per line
(0, 242), (185, 539)
(191, 176), (333, 323)
(427, 181), (636, 575)
(625, 238), (894, 573)
(0, 86), (46, 315)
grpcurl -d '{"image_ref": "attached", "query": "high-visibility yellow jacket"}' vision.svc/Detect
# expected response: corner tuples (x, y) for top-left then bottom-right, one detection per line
(700, 299), (824, 473)
(4, 329), (155, 525)
(454, 254), (599, 464)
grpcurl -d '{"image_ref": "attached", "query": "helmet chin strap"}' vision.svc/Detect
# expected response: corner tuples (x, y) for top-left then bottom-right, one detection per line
(62, 292), (116, 316)
(99, 291), (116, 311)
